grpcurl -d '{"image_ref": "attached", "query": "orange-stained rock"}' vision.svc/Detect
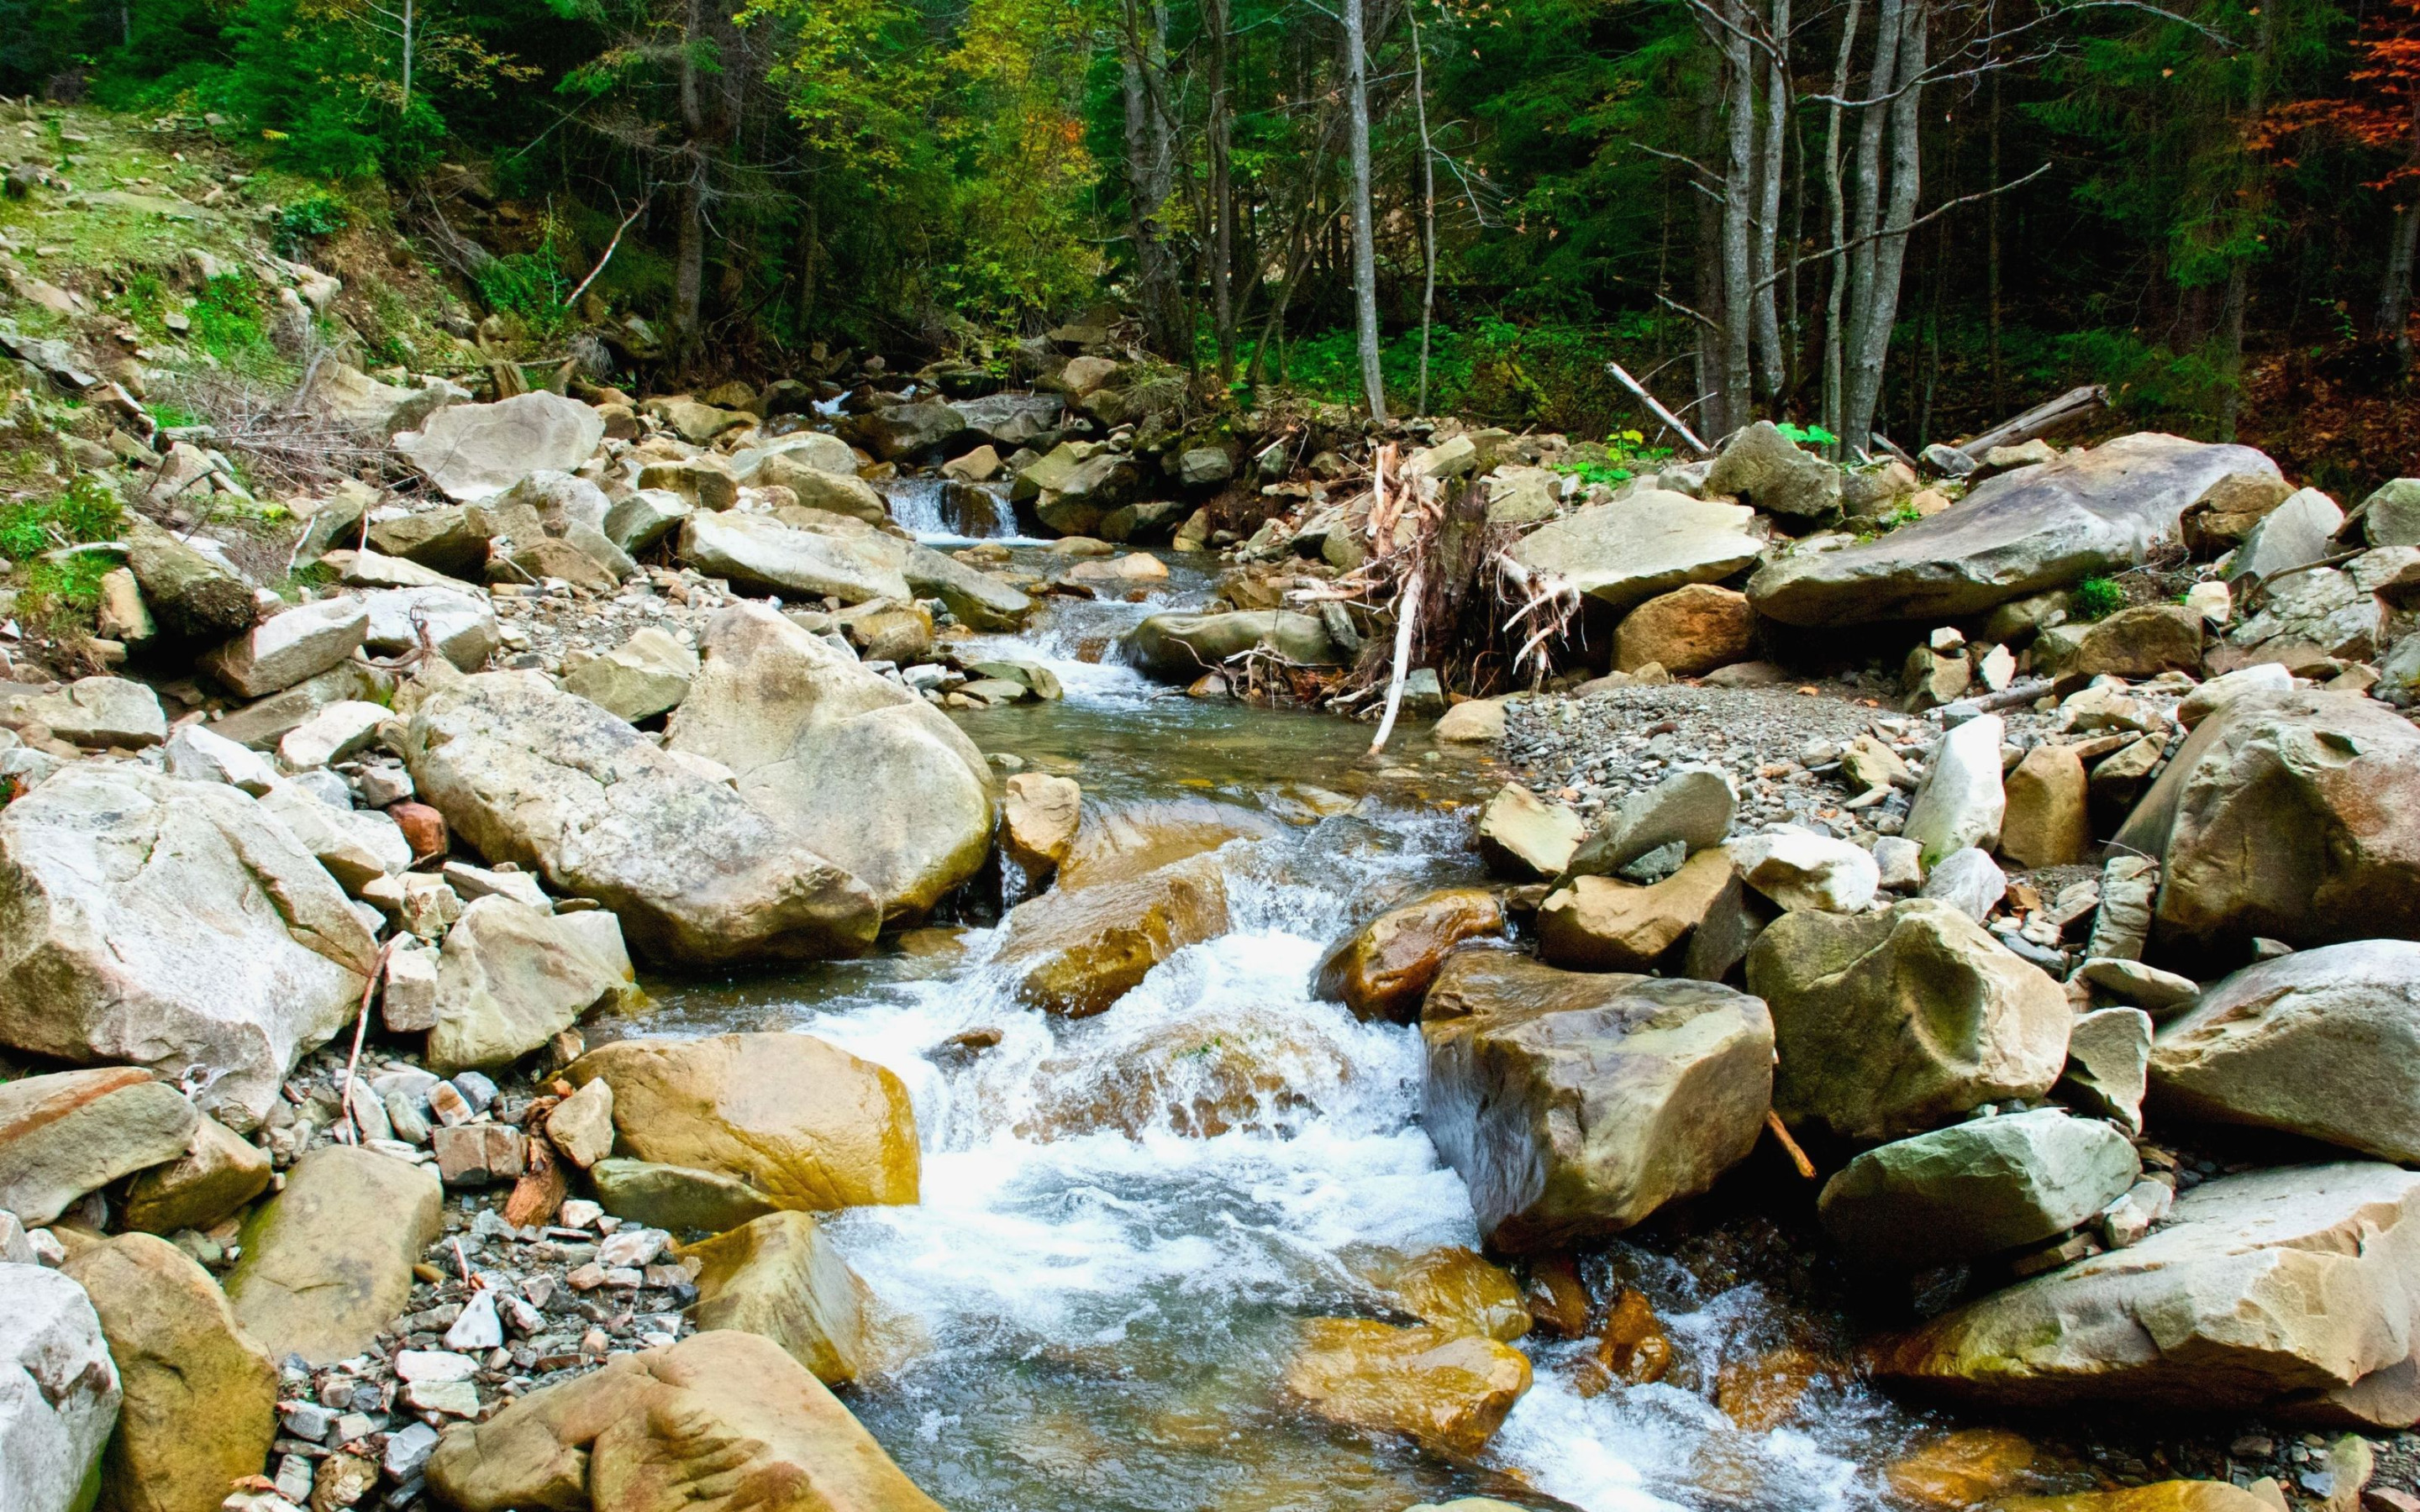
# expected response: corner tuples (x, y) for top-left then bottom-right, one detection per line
(1523, 1254), (1591, 1338)
(2001, 744), (2091, 869)
(1001, 773), (1082, 883)
(1365, 1246), (1530, 1342)
(1536, 849), (1740, 973)
(567, 1032), (919, 1211)
(2000, 1482), (2277, 1512)
(1615, 585), (1755, 676)
(1713, 1343), (1832, 1432)
(993, 853), (1230, 1016)
(1597, 1288), (1672, 1385)
(1055, 796), (1280, 890)
(1312, 889), (1505, 1022)
(1283, 1318), (1531, 1457)
(1886, 1428), (2039, 1509)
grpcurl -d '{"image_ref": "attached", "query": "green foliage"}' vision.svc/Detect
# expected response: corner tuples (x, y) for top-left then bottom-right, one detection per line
(476, 236), (575, 340)
(0, 475), (124, 564)
(1775, 423), (1838, 447)
(2072, 575), (2128, 620)
(274, 188), (352, 255)
(187, 275), (280, 373)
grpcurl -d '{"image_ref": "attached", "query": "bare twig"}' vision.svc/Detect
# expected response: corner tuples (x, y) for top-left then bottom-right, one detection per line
(566, 190), (654, 307)
(339, 937), (399, 1146)
(1605, 360), (1714, 455)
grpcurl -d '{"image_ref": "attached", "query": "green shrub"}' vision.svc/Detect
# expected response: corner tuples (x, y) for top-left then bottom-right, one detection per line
(274, 188), (351, 255)
(187, 274), (277, 370)
(0, 475), (124, 563)
(2072, 575), (2126, 620)
(475, 244), (574, 341)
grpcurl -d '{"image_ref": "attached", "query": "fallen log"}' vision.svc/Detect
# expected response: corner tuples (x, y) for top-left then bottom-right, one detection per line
(1952, 384), (2108, 457)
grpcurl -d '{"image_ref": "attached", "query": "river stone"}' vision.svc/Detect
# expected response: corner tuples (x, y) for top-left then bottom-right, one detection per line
(1119, 611), (1343, 680)
(677, 1211), (876, 1384)
(1613, 584), (1754, 675)
(256, 781), (410, 890)
(1312, 889), (1505, 1023)
(427, 897), (636, 1074)
(831, 598), (934, 664)
(1749, 434), (2279, 626)
(1506, 491), (1762, 613)
(63, 1233), (277, 1512)
(198, 597), (371, 700)
(1055, 797), (1280, 890)
(955, 392), (1061, 448)
(766, 457), (888, 523)
(224, 1146), (442, 1366)
(276, 699), (389, 771)
(2181, 472), (2296, 556)
(563, 627), (697, 724)
(161, 722), (277, 795)
(0, 1068), (197, 1227)
(206, 664), (393, 752)
(1870, 1162), (2420, 1417)
(366, 506), (489, 580)
(568, 1033), (919, 1212)
(2007, 1485), (2277, 1512)
(2060, 1006), (2154, 1132)
(1560, 767), (1736, 883)
(1905, 714), (2007, 866)
(1817, 1109), (2141, 1268)
(0, 766), (376, 1124)
(426, 1329), (945, 1512)
(124, 515), (255, 644)
(1475, 783), (1586, 879)
(1420, 952), (1774, 1252)
(1705, 420), (1843, 519)
(635, 459), (739, 513)
(644, 397), (750, 444)
(2002, 743), (2091, 868)
(2147, 940), (2420, 1163)
(2228, 487), (2344, 583)
(2059, 605), (2206, 680)
(1365, 1247), (1531, 1342)
(1001, 773), (1081, 882)
(666, 605), (992, 921)
(1284, 1318), (1532, 1458)
(591, 1158), (780, 1233)
(2, 1263), (119, 1512)
(898, 541), (1033, 631)
(1726, 827), (1879, 912)
(1748, 898), (2070, 1141)
(1921, 847), (2007, 922)
(602, 488), (692, 555)
(403, 669), (880, 967)
(2362, 479), (2420, 547)
(2111, 690), (2420, 951)
(358, 585), (498, 670)
(397, 392), (606, 501)
(1434, 698), (1507, 742)
(122, 1115), (271, 1235)
(994, 853), (1231, 1016)
(1537, 850), (1740, 973)
(1032, 454), (1143, 537)
(856, 401), (965, 461)
(6, 675), (167, 748)
(677, 511), (912, 605)
(2222, 564), (2386, 666)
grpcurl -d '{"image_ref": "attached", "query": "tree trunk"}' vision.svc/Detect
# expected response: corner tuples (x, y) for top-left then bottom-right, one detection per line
(1412, 2), (1438, 415)
(1120, 0), (1184, 358)
(1694, 73), (1728, 438)
(1751, 0), (1790, 398)
(671, 0), (708, 371)
(2383, 200), (2420, 371)
(1820, 0), (1860, 449)
(1719, 0), (1756, 431)
(2217, 0), (2276, 442)
(1344, 0), (1386, 420)
(1843, 0), (1923, 453)
(1206, 0), (1235, 382)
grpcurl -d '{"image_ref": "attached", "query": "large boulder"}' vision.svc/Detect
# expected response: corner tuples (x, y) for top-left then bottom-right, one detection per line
(855, 401), (966, 461)
(1419, 952), (1774, 1252)
(678, 1210), (877, 1384)
(0, 1068), (198, 1227)
(1817, 1109), (2142, 1268)
(1055, 796), (1280, 889)
(591, 1157), (780, 1233)
(396, 392), (608, 501)
(1, 1263), (119, 1512)
(1536, 850), (1743, 974)
(402, 670), (881, 967)
(898, 541), (1034, 630)
(0, 766), (376, 1124)
(2149, 941), (2420, 1163)
(124, 516), (255, 643)
(666, 606), (992, 921)
(566, 1033), (919, 1212)
(1870, 1163), (2420, 1420)
(1505, 491), (1762, 613)
(198, 597), (370, 699)
(224, 1146), (443, 1366)
(425, 1331), (944, 1512)
(561, 627), (696, 723)
(955, 391), (1063, 448)
(677, 511), (912, 605)
(360, 585), (499, 670)
(1311, 889), (1505, 1022)
(1903, 714), (2007, 866)
(1613, 584), (1755, 675)
(1283, 1319), (1531, 1458)
(1746, 899), (2070, 1141)
(4, 676), (167, 748)
(428, 897), (638, 1074)
(992, 853), (1231, 1016)
(730, 433), (860, 482)
(1705, 421), (1842, 519)
(122, 1115), (272, 1235)
(310, 361), (454, 437)
(1475, 784), (1586, 879)
(2112, 690), (2420, 951)
(62, 1234), (278, 1512)
(1119, 611), (1343, 681)
(1748, 434), (2279, 626)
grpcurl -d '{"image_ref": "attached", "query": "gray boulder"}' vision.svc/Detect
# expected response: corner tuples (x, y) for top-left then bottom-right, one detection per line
(2363, 479), (2420, 548)
(198, 597), (370, 698)
(1705, 420), (1842, 518)
(563, 627), (697, 723)
(1557, 766), (1735, 883)
(955, 391), (1062, 448)
(2228, 487), (2344, 583)
(2112, 690), (2420, 951)
(602, 489), (692, 554)
(1120, 611), (1343, 680)
(1748, 433), (2279, 626)
(1506, 491), (1762, 613)
(428, 897), (637, 1074)
(2060, 1005), (2154, 1132)
(1818, 1108), (2141, 1268)
(1746, 898), (2070, 1140)
(855, 401), (965, 461)
(1421, 951), (1773, 1253)
(1871, 1162), (2420, 1420)
(2150, 940), (2420, 1163)
(667, 605), (993, 921)
(360, 585), (499, 670)
(900, 542), (1034, 630)
(0, 767), (376, 1124)
(2223, 565), (2385, 664)
(4, 676), (167, 749)
(1, 1263), (120, 1512)
(0, 1068), (198, 1227)
(402, 669), (881, 967)
(678, 511), (912, 605)
(396, 392), (607, 501)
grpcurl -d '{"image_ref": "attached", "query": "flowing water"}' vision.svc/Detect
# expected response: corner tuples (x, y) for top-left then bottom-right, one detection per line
(618, 543), (1932, 1512)
(885, 476), (1028, 543)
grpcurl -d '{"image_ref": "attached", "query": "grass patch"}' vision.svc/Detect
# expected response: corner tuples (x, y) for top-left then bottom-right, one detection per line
(0, 475), (124, 563)
(2072, 575), (2126, 621)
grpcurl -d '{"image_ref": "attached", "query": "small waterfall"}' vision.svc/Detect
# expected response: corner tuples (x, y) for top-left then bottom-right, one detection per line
(883, 477), (1021, 543)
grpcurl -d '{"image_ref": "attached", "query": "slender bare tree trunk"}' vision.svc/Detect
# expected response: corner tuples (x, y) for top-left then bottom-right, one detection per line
(672, 0), (707, 370)
(1820, 0), (1858, 449)
(1842, 0), (1922, 452)
(1694, 76), (1727, 438)
(1119, 0), (1183, 357)
(1986, 67), (2003, 413)
(1412, 3), (1438, 415)
(2383, 201), (2420, 371)
(1719, 0), (1756, 430)
(1751, 0), (1790, 398)
(1345, 0), (1386, 420)
(1206, 0), (1235, 381)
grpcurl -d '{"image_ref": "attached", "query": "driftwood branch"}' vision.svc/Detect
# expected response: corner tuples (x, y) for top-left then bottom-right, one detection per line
(1368, 566), (1425, 755)
(1604, 360), (1713, 456)
(1953, 384), (2108, 456)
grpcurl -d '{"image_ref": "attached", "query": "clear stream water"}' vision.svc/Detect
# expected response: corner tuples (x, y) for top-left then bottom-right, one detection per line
(618, 540), (1929, 1512)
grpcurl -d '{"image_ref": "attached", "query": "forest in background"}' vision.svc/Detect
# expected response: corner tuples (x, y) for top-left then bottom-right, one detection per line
(3, 0), (2416, 484)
